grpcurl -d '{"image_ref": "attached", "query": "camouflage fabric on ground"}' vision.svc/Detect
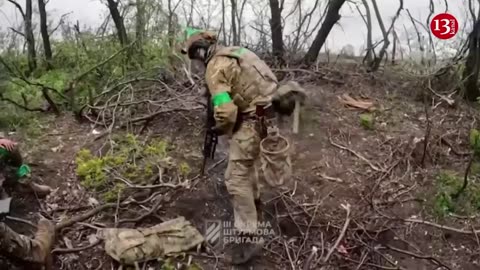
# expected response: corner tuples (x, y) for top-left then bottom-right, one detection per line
(98, 217), (204, 265)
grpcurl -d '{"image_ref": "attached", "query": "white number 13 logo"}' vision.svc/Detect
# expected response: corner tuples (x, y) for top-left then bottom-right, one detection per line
(433, 19), (451, 35)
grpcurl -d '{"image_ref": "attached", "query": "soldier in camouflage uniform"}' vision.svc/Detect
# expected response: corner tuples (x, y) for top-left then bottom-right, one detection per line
(181, 29), (301, 264)
(0, 138), (55, 267)
(0, 219), (56, 268)
(0, 138), (52, 197)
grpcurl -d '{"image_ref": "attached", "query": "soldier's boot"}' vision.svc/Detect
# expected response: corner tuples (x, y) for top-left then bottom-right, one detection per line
(229, 233), (264, 265)
(30, 219), (55, 264)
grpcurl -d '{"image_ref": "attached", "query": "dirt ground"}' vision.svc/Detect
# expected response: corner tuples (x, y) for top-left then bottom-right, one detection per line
(3, 64), (480, 270)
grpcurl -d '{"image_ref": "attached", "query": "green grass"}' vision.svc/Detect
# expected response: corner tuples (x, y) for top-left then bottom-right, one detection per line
(75, 133), (190, 202)
(359, 113), (374, 130)
(432, 170), (480, 218)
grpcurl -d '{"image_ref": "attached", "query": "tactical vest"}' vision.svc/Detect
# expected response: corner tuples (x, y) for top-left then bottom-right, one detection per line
(208, 46), (279, 113)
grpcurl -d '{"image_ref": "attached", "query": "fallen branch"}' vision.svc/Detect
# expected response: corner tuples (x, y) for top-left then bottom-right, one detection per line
(6, 216), (37, 228)
(272, 68), (345, 85)
(118, 195), (164, 224)
(0, 96), (46, 112)
(129, 106), (202, 124)
(113, 175), (191, 189)
(322, 203), (351, 263)
(329, 137), (385, 172)
(384, 245), (452, 270)
(404, 218), (480, 235)
(52, 239), (101, 254)
(319, 173), (343, 183)
(440, 137), (470, 156)
(303, 246), (319, 270)
(93, 106), (202, 141)
(54, 195), (168, 230)
(427, 85), (455, 106)
(55, 203), (118, 230)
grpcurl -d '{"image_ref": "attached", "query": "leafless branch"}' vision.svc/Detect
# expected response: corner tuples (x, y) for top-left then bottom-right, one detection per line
(7, 0), (26, 18)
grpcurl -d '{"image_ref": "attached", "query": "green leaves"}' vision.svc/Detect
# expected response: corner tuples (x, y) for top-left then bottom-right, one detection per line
(37, 70), (68, 90)
(470, 129), (480, 156)
(359, 113), (374, 130)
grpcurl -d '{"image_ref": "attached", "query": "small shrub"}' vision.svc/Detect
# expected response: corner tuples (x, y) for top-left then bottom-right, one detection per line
(179, 161), (191, 176)
(359, 113), (374, 130)
(469, 129), (480, 155)
(432, 170), (480, 218)
(75, 134), (188, 202)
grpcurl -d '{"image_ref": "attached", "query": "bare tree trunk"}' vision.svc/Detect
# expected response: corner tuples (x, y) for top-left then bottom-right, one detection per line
(403, 24), (412, 54)
(469, 0), (477, 26)
(106, 0), (129, 46)
(230, 0), (239, 45)
(426, 0), (436, 66)
(236, 0), (247, 44)
(6, 0), (36, 74)
(167, 0), (182, 48)
(463, 19), (480, 101)
(360, 0), (373, 65)
(291, 0), (321, 52)
(222, 0), (227, 44)
(136, 0), (146, 55)
(392, 30), (398, 65)
(167, 0), (175, 47)
(38, 0), (52, 70)
(406, 9), (424, 64)
(25, 0), (36, 73)
(269, 0), (285, 65)
(188, 0), (194, 25)
(369, 0), (403, 72)
(302, 0), (346, 66)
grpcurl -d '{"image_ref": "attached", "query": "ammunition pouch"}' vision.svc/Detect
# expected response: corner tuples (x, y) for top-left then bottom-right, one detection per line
(233, 105), (276, 137)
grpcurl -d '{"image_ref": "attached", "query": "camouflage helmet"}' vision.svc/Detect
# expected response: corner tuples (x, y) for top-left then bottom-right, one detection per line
(180, 27), (217, 55)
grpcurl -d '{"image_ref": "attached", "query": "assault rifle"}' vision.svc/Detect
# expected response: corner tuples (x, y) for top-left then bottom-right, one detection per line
(200, 91), (218, 175)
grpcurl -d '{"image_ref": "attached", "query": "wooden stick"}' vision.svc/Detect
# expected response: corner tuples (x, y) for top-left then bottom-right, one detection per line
(293, 100), (301, 134)
(322, 203), (351, 263)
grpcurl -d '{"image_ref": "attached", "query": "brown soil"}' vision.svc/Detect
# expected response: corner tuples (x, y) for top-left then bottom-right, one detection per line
(3, 65), (480, 270)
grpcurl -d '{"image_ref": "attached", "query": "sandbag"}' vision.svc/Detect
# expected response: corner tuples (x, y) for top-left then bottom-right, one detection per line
(98, 217), (204, 265)
(258, 130), (292, 187)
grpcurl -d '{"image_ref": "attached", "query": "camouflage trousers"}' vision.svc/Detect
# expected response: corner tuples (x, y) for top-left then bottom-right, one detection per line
(0, 222), (37, 263)
(225, 118), (274, 234)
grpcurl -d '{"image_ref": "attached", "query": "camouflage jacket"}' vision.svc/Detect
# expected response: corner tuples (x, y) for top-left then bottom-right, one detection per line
(205, 46), (279, 114)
